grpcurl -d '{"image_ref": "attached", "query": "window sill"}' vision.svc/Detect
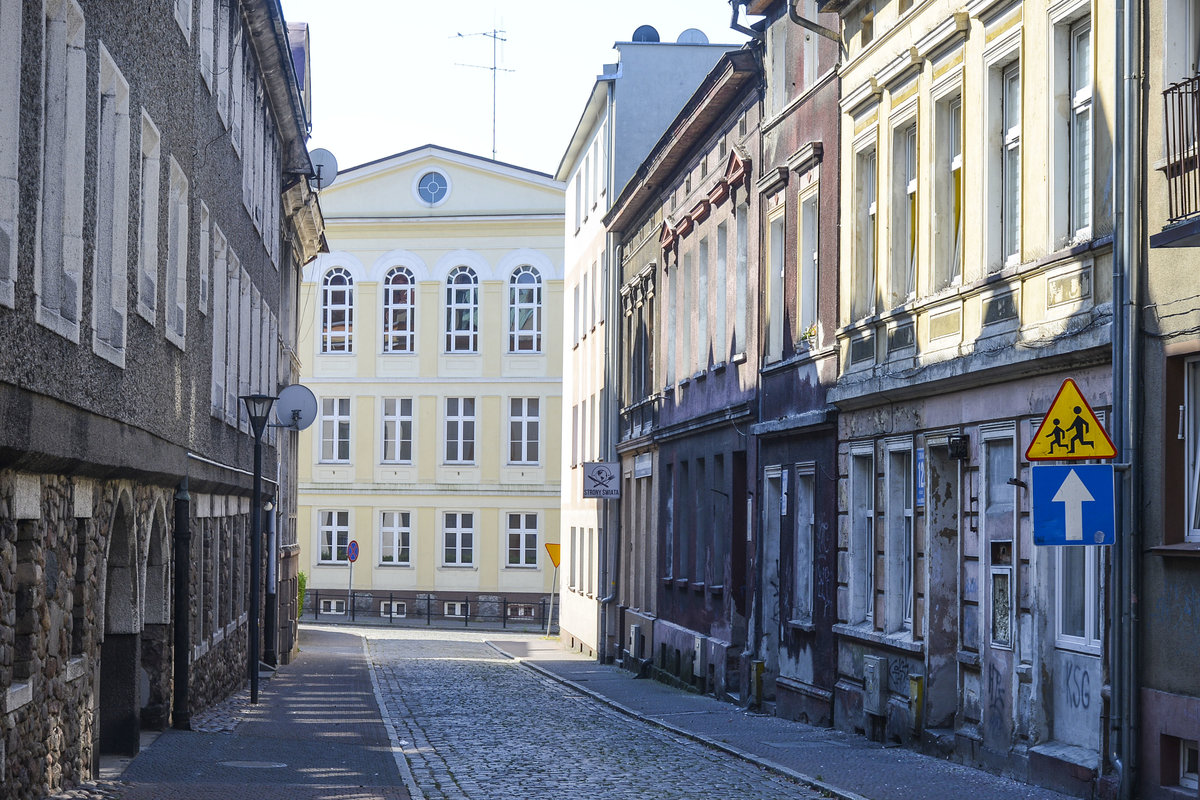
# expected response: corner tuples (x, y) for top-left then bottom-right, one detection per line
(380, 461), (414, 467)
(708, 584), (724, 597)
(832, 622), (924, 654)
(787, 619), (817, 633)
(504, 564), (540, 570)
(1150, 542), (1200, 558)
(4, 681), (32, 713)
(437, 564), (478, 571)
(377, 563), (413, 569)
(690, 581), (705, 593)
(731, 351), (748, 365)
(957, 649), (981, 667)
(675, 578), (690, 589)
(318, 461), (351, 466)
(317, 561), (350, 567)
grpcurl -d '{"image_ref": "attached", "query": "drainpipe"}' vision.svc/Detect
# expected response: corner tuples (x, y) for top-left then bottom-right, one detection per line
(787, 0), (843, 46)
(171, 478), (191, 730)
(263, 500), (278, 666)
(1111, 0), (1142, 795)
(729, 1), (765, 40)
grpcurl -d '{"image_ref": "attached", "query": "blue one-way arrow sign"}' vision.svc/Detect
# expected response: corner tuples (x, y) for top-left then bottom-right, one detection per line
(1032, 464), (1115, 546)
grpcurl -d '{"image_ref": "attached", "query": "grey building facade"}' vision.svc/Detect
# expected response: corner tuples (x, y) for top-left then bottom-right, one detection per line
(0, 0), (322, 796)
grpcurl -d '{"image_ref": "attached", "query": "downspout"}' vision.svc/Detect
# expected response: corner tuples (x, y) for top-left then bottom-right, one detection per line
(600, 235), (623, 664)
(787, 0), (843, 47)
(171, 478), (191, 730)
(597, 80), (618, 665)
(729, 1), (765, 40)
(1111, 0), (1142, 794)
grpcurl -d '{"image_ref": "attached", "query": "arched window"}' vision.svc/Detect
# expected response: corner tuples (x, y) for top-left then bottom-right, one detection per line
(382, 266), (415, 353)
(321, 267), (353, 353)
(508, 265), (542, 353)
(445, 266), (478, 353)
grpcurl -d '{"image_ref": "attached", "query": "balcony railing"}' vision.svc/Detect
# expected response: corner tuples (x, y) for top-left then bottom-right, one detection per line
(619, 393), (661, 442)
(1164, 75), (1200, 222)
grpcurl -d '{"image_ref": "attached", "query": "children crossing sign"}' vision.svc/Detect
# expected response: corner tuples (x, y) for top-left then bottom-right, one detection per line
(1025, 378), (1116, 461)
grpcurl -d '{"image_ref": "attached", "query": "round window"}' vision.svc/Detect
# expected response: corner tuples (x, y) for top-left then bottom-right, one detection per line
(417, 171), (449, 205)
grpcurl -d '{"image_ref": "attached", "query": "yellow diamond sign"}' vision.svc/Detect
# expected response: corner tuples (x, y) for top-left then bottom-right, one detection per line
(1026, 378), (1116, 461)
(544, 543), (561, 568)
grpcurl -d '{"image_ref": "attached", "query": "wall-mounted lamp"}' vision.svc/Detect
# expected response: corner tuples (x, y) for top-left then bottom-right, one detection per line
(948, 434), (970, 460)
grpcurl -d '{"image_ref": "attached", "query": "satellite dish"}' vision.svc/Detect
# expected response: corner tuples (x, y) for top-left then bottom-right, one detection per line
(631, 25), (660, 43)
(677, 28), (709, 45)
(309, 148), (338, 191)
(275, 384), (318, 431)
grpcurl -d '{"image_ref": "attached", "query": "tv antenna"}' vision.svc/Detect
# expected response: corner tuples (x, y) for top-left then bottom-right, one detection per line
(453, 29), (514, 161)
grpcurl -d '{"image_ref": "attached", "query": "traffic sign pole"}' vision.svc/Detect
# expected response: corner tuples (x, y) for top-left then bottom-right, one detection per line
(347, 539), (359, 619)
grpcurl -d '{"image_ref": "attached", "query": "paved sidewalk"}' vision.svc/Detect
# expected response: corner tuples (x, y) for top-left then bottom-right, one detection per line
(487, 637), (1077, 800)
(110, 627), (409, 800)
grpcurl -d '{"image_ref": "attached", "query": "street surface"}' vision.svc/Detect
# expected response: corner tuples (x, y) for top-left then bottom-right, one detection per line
(365, 628), (822, 800)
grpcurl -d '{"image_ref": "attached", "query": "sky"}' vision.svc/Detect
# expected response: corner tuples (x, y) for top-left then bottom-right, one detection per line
(279, 1), (749, 178)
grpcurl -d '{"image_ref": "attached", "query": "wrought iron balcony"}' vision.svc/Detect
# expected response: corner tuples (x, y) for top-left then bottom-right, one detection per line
(1164, 75), (1200, 223)
(619, 393), (661, 442)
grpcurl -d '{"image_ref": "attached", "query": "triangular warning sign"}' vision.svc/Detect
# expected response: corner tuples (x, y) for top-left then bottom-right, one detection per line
(1026, 378), (1117, 461)
(544, 543), (561, 568)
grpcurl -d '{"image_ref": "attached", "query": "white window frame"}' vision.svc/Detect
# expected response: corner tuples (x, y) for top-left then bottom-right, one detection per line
(1180, 739), (1200, 791)
(320, 598), (345, 615)
(444, 397), (476, 464)
(715, 222), (728, 362)
(445, 265), (479, 353)
(209, 226), (228, 416)
(379, 510), (411, 566)
(165, 157), (189, 348)
(698, 237), (709, 369)
(318, 510), (349, 564)
(381, 265), (415, 353)
(137, 113), (161, 326)
(766, 209), (785, 362)
(442, 512), (474, 566)
(380, 601), (407, 618)
(381, 397), (413, 464)
(891, 120), (918, 308)
(797, 183), (819, 341)
(1055, 544), (1101, 653)
(849, 442), (876, 625)
(735, 202), (748, 355)
(320, 266), (354, 353)
(506, 512), (539, 568)
(320, 397), (351, 464)
(852, 142), (878, 322)
(794, 463), (816, 624)
(197, 201), (209, 317)
(0, 0), (21, 308)
(36, 0), (87, 341)
(198, 0), (214, 88)
(174, 0), (192, 41)
(883, 439), (915, 634)
(508, 397), (540, 465)
(444, 601), (467, 617)
(508, 264), (542, 353)
(933, 84), (963, 292)
(1185, 357), (1200, 542)
(92, 43), (130, 364)
(985, 32), (1023, 271)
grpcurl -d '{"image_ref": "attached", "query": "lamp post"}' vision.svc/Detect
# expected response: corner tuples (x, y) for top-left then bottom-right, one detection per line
(242, 393), (276, 705)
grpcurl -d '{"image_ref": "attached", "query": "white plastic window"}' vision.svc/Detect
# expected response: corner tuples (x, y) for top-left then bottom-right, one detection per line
(508, 265), (542, 352)
(382, 266), (415, 353)
(445, 266), (478, 353)
(379, 511), (411, 565)
(321, 267), (354, 353)
(444, 397), (476, 463)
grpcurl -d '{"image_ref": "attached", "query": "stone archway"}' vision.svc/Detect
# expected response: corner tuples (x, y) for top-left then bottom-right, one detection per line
(139, 502), (172, 729)
(99, 491), (140, 756)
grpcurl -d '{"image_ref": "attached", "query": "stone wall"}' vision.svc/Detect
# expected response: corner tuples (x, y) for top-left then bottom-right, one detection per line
(0, 470), (255, 799)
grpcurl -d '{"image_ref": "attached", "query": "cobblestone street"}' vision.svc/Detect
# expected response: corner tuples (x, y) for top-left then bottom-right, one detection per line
(365, 628), (822, 800)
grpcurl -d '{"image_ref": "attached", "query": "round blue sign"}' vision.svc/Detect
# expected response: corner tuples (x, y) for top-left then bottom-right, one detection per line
(347, 540), (359, 563)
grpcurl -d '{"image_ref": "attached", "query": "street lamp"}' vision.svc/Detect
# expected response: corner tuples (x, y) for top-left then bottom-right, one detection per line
(241, 393), (276, 705)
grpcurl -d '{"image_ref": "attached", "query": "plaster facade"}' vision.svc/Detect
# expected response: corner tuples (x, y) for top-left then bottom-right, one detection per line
(556, 31), (740, 659)
(824, 0), (1115, 792)
(298, 146), (564, 622)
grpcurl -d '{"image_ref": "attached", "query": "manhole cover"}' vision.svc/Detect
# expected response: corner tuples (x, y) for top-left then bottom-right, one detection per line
(220, 761), (288, 769)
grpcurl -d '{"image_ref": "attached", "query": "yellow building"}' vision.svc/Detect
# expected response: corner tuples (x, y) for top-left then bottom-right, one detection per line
(826, 0), (1115, 790)
(297, 145), (564, 625)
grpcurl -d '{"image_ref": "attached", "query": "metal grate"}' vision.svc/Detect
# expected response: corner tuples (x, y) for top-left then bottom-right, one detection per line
(1164, 76), (1200, 222)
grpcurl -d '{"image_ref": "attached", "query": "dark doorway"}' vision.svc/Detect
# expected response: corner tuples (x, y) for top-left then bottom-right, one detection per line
(99, 493), (140, 756)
